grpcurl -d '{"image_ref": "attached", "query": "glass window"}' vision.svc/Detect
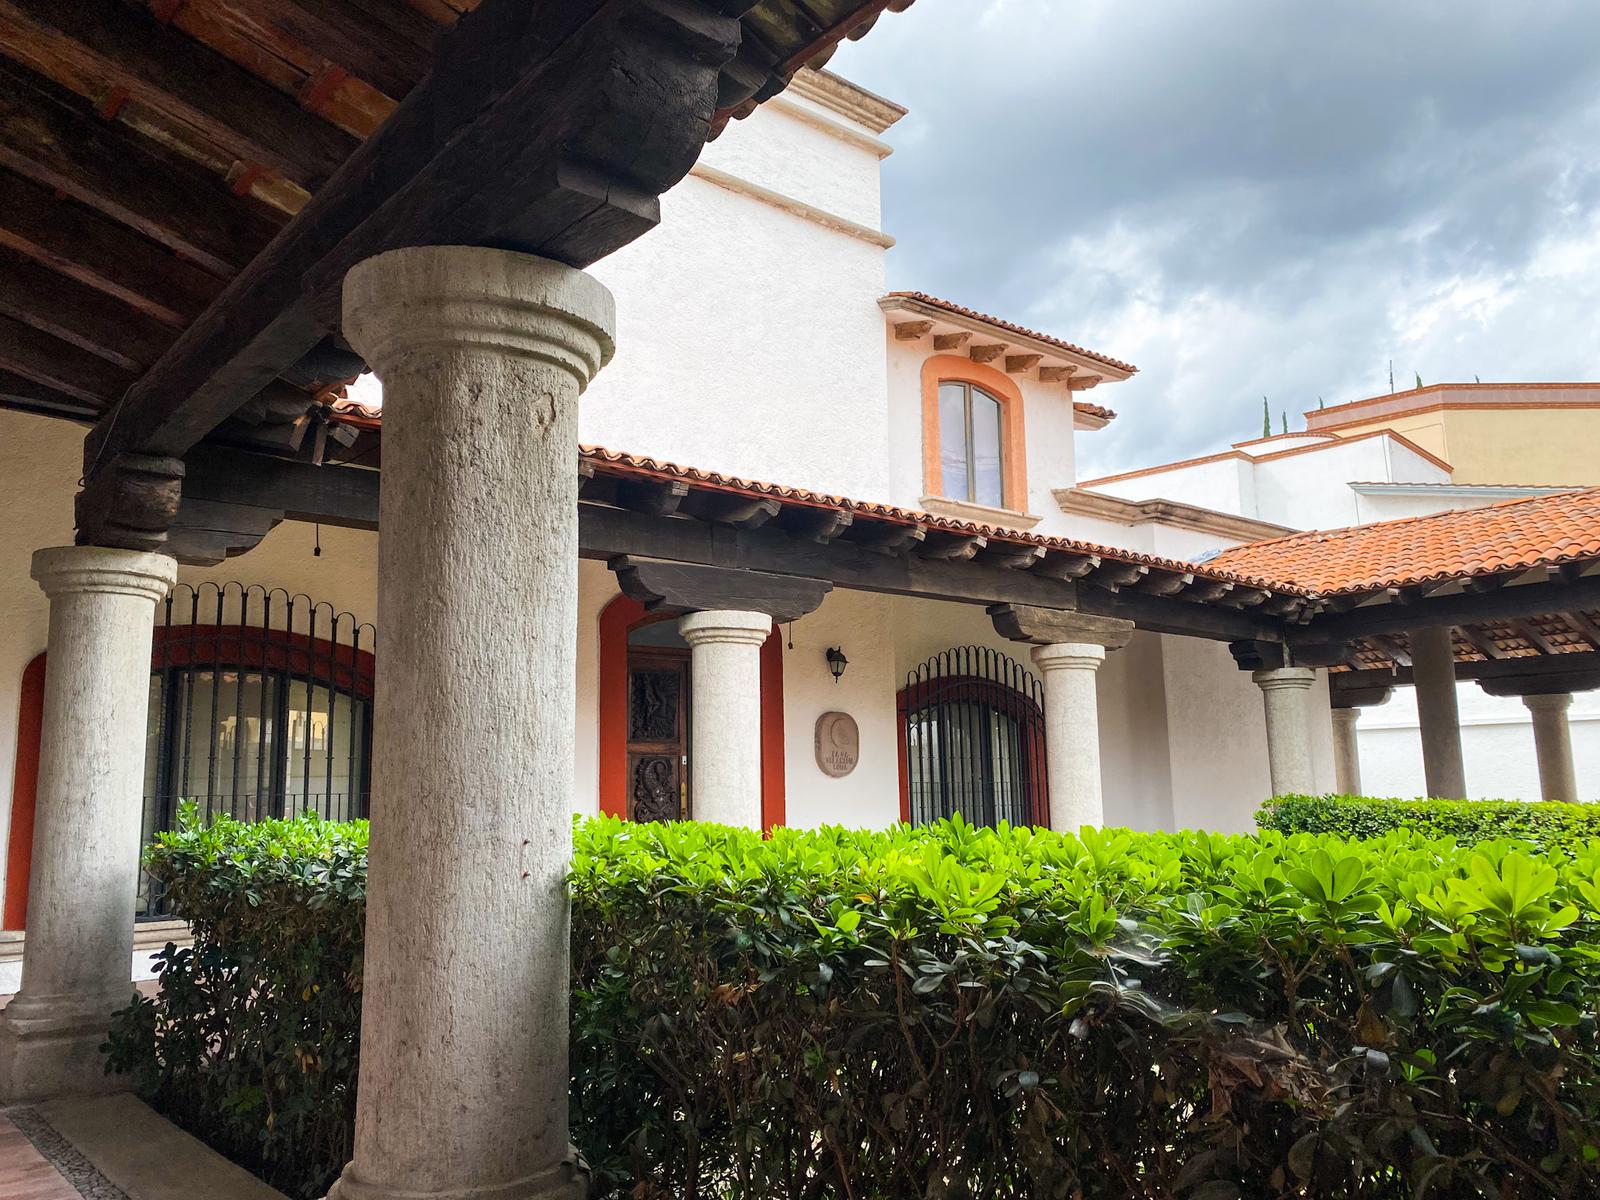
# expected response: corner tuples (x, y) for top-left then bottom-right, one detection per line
(935, 381), (1007, 507)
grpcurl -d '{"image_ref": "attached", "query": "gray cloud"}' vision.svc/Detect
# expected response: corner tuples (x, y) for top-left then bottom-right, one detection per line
(830, 0), (1600, 478)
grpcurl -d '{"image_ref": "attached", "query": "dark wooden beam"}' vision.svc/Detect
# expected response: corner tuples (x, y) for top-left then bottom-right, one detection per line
(83, 0), (744, 492)
(1561, 609), (1600, 650)
(235, 0), (438, 102)
(1183, 579), (1235, 603)
(1294, 576), (1600, 643)
(0, 310), (135, 405)
(613, 477), (691, 515)
(1086, 561), (1147, 592)
(0, 62), (281, 276)
(918, 530), (986, 561)
(775, 505), (853, 543)
(677, 490), (781, 529)
(1367, 633), (1412, 668)
(0, 0), (359, 190)
(1455, 624), (1508, 660)
(1031, 549), (1099, 581)
(610, 555), (831, 621)
(182, 444), (378, 529)
(0, 169), (222, 326)
(843, 520), (926, 556)
(0, 249), (173, 371)
(988, 604), (1133, 648)
(0, 367), (99, 420)
(1509, 618), (1560, 656)
(974, 542), (1046, 571)
(1139, 569), (1193, 596)
(1332, 651), (1600, 699)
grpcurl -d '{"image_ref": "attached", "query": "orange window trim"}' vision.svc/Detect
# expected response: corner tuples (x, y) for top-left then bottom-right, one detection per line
(920, 354), (1028, 511)
(597, 594), (786, 830)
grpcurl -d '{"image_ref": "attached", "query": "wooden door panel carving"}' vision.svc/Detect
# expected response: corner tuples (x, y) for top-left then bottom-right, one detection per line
(625, 649), (689, 821)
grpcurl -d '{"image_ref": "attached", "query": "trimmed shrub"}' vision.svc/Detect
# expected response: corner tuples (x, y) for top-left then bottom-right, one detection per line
(1258, 792), (1600, 851)
(111, 811), (1600, 1200)
(105, 805), (366, 1198)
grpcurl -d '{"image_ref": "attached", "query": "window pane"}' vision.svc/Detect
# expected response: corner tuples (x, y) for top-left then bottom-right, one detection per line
(938, 382), (969, 499)
(283, 680), (368, 819)
(169, 669), (278, 823)
(971, 388), (1003, 508)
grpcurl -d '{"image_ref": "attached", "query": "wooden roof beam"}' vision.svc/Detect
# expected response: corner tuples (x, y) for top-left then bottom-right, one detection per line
(0, 249), (174, 372)
(1037, 365), (1076, 383)
(1067, 375), (1102, 391)
(1182, 579), (1234, 603)
(0, 366), (101, 420)
(0, 62), (282, 275)
(1030, 549), (1099, 581)
(775, 505), (854, 543)
(974, 542), (1046, 571)
(0, 169), (222, 326)
(0, 310), (135, 406)
(932, 331), (970, 351)
(969, 343), (1005, 363)
(677, 490), (781, 529)
(1003, 353), (1041, 375)
(1509, 618), (1560, 655)
(1560, 609), (1600, 650)
(80, 0), (746, 540)
(917, 529), (986, 561)
(844, 520), (926, 556)
(1086, 561), (1148, 592)
(1139, 569), (1193, 596)
(893, 319), (932, 340)
(0, 0), (359, 190)
(1455, 624), (1508, 660)
(235, 0), (439, 103)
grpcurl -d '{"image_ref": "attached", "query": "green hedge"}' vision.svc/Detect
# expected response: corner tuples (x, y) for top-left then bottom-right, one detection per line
(111, 810), (1600, 1199)
(1258, 792), (1600, 851)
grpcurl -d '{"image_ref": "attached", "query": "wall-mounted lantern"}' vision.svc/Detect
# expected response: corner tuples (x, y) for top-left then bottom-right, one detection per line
(825, 647), (849, 683)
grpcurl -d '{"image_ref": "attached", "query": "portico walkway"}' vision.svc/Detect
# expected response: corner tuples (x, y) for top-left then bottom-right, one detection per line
(0, 1096), (286, 1200)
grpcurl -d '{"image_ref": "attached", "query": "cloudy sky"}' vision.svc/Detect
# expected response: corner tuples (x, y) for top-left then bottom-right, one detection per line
(829, 0), (1600, 479)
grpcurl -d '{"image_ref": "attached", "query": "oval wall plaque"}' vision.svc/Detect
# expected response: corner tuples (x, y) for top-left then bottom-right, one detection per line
(814, 711), (860, 778)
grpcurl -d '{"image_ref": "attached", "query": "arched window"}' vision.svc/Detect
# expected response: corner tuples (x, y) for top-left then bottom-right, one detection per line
(6, 583), (376, 925)
(939, 380), (1005, 508)
(897, 646), (1049, 829)
(919, 356), (1029, 514)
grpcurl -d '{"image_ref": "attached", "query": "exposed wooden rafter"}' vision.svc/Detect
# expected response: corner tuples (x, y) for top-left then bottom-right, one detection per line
(893, 319), (932, 340)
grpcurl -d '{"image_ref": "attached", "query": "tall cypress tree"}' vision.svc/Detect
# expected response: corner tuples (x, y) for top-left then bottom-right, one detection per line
(1262, 397), (1271, 438)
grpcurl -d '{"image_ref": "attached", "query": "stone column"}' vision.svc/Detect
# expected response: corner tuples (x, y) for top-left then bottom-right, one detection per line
(0, 546), (176, 1103)
(1030, 643), (1110, 829)
(330, 246), (613, 1200)
(1410, 624), (1467, 799)
(1330, 706), (1363, 796)
(678, 609), (772, 828)
(1253, 667), (1318, 797)
(1524, 693), (1578, 803)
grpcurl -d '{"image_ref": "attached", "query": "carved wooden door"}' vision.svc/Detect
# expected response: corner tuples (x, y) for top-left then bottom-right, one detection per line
(625, 649), (690, 822)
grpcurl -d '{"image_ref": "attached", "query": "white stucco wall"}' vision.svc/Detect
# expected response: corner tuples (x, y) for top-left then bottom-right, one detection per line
(1159, 635), (1335, 832)
(1356, 683), (1600, 801)
(1090, 456), (1254, 518)
(581, 98), (892, 501)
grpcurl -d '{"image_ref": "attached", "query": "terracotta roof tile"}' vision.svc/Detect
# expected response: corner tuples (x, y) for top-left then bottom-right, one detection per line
(882, 292), (1138, 375)
(1208, 487), (1600, 595)
(1074, 401), (1116, 422)
(580, 445), (1298, 594)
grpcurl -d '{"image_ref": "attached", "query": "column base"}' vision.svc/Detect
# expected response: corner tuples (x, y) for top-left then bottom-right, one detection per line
(326, 1147), (588, 1200)
(0, 991), (129, 1103)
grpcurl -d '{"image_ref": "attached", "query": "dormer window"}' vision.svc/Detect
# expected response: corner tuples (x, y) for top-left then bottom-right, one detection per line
(938, 381), (1005, 508)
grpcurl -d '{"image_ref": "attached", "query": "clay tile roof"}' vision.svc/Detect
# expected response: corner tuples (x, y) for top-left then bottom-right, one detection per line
(580, 445), (1297, 594)
(1074, 401), (1117, 422)
(882, 292), (1138, 375)
(1208, 487), (1600, 596)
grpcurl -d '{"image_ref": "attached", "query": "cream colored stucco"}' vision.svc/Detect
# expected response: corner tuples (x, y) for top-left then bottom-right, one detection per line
(1324, 406), (1600, 486)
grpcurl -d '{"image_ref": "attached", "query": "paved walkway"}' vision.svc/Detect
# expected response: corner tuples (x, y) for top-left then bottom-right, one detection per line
(0, 1096), (286, 1200)
(0, 1109), (124, 1199)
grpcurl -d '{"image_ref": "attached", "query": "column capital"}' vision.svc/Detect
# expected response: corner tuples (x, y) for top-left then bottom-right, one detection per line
(678, 609), (773, 648)
(1330, 706), (1362, 727)
(1031, 642), (1107, 674)
(1252, 665), (1316, 692)
(342, 245), (616, 392)
(1523, 692), (1574, 714)
(31, 545), (177, 603)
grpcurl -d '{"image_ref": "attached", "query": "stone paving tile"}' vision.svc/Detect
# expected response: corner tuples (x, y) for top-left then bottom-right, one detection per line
(0, 1109), (128, 1200)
